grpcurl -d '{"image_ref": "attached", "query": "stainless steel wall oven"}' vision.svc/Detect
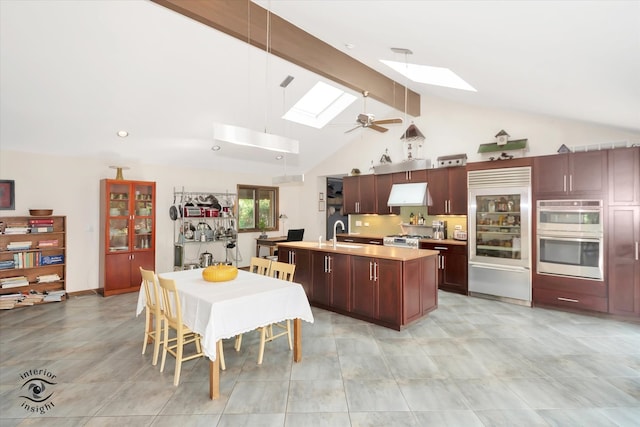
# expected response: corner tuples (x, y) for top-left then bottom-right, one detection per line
(536, 200), (603, 281)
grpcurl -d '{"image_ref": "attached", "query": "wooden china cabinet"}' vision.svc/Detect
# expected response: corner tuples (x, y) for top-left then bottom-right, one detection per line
(99, 179), (156, 296)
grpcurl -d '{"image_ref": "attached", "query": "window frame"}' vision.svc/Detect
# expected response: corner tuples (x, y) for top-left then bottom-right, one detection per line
(236, 184), (280, 233)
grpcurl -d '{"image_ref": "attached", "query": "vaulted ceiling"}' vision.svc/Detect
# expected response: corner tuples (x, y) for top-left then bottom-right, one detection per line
(1, 1), (638, 176)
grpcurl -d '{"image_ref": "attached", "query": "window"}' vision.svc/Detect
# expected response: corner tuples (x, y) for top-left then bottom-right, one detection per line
(237, 185), (279, 233)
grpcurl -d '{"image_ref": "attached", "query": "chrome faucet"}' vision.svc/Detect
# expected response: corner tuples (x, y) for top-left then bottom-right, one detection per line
(333, 220), (345, 249)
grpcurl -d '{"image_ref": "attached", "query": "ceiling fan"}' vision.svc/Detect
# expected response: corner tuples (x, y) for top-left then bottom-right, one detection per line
(345, 91), (403, 133)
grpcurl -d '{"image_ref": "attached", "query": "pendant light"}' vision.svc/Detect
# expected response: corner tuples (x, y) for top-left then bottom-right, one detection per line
(392, 48), (425, 160)
(273, 75), (304, 185)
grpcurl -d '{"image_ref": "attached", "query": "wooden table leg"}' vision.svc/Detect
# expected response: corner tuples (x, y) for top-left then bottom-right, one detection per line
(293, 318), (302, 362)
(209, 343), (220, 400)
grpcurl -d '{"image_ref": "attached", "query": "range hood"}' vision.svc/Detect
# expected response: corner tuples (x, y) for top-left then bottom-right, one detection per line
(387, 182), (429, 207)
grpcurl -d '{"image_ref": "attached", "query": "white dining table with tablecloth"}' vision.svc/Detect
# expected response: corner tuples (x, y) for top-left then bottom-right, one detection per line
(136, 267), (314, 398)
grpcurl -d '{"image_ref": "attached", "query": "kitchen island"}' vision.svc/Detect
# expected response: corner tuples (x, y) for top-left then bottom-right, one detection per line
(277, 241), (439, 330)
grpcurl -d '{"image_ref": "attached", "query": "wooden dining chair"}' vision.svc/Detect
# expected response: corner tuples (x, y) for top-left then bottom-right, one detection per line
(157, 275), (206, 386)
(234, 257), (273, 352)
(140, 267), (164, 366)
(257, 261), (296, 365)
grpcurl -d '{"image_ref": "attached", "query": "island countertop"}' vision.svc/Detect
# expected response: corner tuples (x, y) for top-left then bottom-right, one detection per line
(277, 241), (439, 261)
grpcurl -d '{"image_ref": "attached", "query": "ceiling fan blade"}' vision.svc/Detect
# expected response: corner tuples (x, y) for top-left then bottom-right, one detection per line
(372, 118), (403, 125)
(369, 124), (389, 133)
(344, 125), (362, 134)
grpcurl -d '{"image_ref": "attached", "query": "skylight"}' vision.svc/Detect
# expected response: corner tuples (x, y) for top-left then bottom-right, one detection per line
(283, 81), (357, 128)
(380, 60), (476, 92)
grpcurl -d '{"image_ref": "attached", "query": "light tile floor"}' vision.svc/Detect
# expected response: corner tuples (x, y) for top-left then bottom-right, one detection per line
(1, 291), (639, 426)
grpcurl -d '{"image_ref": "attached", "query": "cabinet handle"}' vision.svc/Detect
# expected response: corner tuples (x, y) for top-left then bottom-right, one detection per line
(344, 239), (354, 242)
(292, 251), (296, 264)
(369, 261), (373, 281)
(563, 175), (566, 192)
(328, 256), (332, 273)
(442, 256), (445, 270)
(557, 297), (579, 303)
(434, 246), (448, 250)
(373, 262), (378, 281)
(369, 240), (382, 245)
(636, 241), (638, 261)
(569, 175), (573, 192)
(408, 170), (412, 181)
(324, 255), (328, 273)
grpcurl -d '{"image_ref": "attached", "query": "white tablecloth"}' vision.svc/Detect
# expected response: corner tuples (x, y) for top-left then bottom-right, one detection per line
(136, 268), (314, 361)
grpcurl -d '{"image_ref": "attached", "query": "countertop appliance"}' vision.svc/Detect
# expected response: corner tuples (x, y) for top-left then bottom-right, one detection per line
(468, 167), (532, 305)
(383, 234), (430, 249)
(432, 220), (448, 240)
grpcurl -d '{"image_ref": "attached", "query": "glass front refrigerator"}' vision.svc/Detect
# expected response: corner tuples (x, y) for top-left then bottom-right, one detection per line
(468, 167), (532, 305)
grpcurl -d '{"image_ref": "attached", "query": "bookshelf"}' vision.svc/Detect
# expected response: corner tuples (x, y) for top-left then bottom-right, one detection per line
(0, 215), (66, 308)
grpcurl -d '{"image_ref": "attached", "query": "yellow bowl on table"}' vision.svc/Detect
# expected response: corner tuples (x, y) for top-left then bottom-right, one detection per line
(202, 265), (238, 282)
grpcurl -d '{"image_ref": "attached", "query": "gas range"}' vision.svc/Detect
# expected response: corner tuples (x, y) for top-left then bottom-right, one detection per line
(383, 234), (431, 248)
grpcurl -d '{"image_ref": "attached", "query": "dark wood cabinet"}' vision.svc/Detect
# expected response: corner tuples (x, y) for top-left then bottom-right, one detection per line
(351, 256), (401, 325)
(608, 206), (640, 316)
(534, 151), (607, 198)
(608, 147), (640, 205)
(427, 167), (467, 215)
(392, 169), (428, 183)
(311, 251), (350, 311)
(532, 273), (608, 313)
(420, 241), (468, 295)
(375, 173), (400, 214)
(99, 179), (155, 296)
(343, 175), (376, 214)
(278, 247), (311, 297)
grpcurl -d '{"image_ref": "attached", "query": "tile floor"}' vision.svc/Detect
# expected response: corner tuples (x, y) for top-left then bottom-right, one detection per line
(1, 290), (639, 426)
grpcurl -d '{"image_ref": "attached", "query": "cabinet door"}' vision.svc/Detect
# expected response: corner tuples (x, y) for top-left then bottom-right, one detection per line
(448, 167), (468, 215)
(358, 175), (376, 213)
(569, 150), (607, 196)
(427, 168), (449, 215)
(375, 174), (399, 214)
(342, 176), (359, 214)
(534, 154), (568, 196)
(609, 147), (640, 205)
(376, 258), (401, 324)
(280, 248), (311, 297)
(442, 251), (468, 294)
(330, 253), (350, 311)
(392, 169), (427, 183)
(105, 253), (132, 291)
(131, 251), (155, 287)
(351, 256), (376, 318)
(608, 206), (640, 316)
(311, 251), (331, 306)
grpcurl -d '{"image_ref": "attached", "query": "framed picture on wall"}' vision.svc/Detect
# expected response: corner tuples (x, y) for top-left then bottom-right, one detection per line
(0, 180), (15, 210)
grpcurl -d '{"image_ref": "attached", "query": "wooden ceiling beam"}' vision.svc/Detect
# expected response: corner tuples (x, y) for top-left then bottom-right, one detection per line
(151, 0), (420, 116)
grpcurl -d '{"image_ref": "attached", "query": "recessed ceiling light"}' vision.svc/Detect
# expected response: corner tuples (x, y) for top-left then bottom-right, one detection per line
(380, 60), (476, 92)
(345, 43), (355, 49)
(211, 145), (221, 151)
(117, 130), (129, 138)
(275, 154), (284, 160)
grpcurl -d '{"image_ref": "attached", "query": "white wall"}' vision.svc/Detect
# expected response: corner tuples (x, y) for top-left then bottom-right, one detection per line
(2, 94), (638, 293)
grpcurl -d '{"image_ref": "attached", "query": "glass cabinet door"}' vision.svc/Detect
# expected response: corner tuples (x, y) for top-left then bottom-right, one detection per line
(475, 194), (522, 259)
(107, 183), (131, 252)
(133, 183), (154, 250)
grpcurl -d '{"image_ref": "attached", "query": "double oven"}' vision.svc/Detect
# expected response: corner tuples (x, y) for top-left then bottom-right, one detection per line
(536, 200), (603, 281)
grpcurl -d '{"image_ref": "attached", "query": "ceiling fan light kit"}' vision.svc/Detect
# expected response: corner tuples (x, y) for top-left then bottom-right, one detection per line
(345, 91), (403, 133)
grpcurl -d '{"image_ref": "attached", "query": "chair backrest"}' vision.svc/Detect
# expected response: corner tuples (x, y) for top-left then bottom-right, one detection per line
(157, 276), (183, 329)
(268, 261), (296, 282)
(140, 267), (161, 313)
(249, 257), (271, 275)
(286, 228), (304, 242)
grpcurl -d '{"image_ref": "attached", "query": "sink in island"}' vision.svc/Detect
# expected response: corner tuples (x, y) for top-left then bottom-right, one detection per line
(276, 241), (439, 330)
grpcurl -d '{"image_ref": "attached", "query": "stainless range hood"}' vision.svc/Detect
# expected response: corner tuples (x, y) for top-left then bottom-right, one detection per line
(387, 182), (429, 207)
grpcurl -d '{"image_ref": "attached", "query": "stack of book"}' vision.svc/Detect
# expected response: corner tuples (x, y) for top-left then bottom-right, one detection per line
(0, 276), (29, 288)
(38, 239), (59, 248)
(29, 218), (54, 233)
(0, 294), (22, 309)
(0, 260), (15, 270)
(11, 252), (41, 268)
(43, 290), (66, 302)
(3, 224), (30, 234)
(7, 241), (32, 250)
(36, 273), (61, 283)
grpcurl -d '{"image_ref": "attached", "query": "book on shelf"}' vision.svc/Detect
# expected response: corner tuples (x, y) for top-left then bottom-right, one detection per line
(28, 219), (54, 225)
(3, 227), (30, 234)
(36, 273), (61, 283)
(38, 239), (59, 247)
(7, 241), (32, 250)
(0, 276), (29, 288)
(30, 227), (54, 233)
(41, 254), (64, 265)
(43, 290), (65, 302)
(0, 260), (15, 270)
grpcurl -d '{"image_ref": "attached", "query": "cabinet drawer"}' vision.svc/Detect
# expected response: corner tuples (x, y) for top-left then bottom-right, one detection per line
(533, 288), (608, 313)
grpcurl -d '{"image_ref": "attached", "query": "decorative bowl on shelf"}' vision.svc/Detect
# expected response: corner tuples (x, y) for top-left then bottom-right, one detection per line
(29, 209), (53, 216)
